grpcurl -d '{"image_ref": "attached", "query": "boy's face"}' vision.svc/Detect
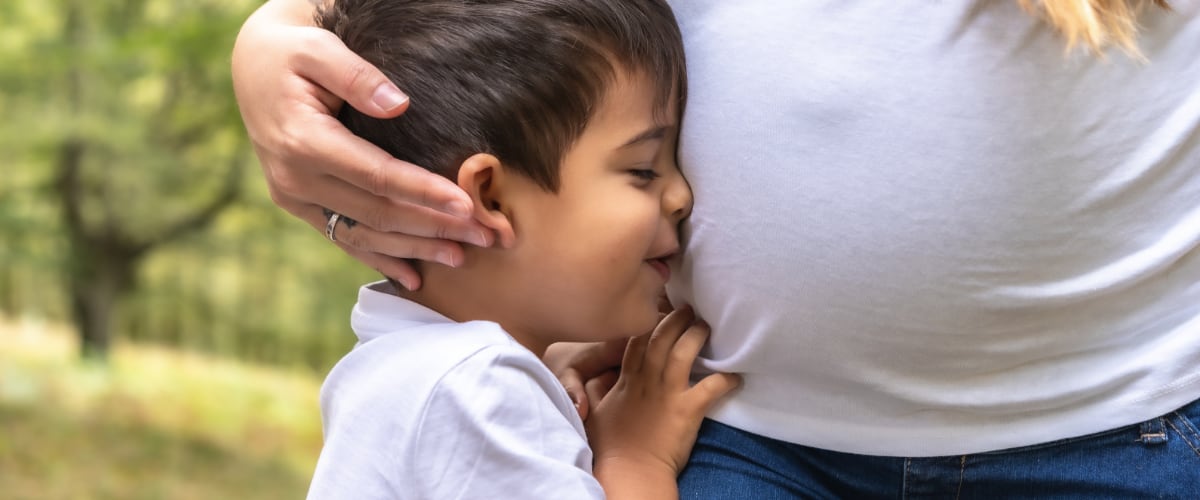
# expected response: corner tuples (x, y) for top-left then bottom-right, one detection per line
(501, 70), (691, 344)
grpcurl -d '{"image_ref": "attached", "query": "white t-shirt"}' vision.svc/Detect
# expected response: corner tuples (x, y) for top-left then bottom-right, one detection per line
(307, 283), (605, 499)
(668, 0), (1200, 455)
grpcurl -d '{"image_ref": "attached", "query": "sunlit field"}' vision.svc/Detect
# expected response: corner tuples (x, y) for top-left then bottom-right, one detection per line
(0, 316), (324, 500)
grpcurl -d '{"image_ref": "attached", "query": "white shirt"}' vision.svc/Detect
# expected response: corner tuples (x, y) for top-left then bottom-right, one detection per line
(307, 283), (605, 499)
(668, 0), (1200, 455)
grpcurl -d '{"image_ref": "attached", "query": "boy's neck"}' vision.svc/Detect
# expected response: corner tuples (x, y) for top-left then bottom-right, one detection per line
(392, 257), (551, 357)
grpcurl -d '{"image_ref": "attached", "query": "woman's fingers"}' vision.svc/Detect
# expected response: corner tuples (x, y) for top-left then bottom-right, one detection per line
(338, 245), (421, 291)
(233, 12), (494, 284)
(289, 28), (410, 118)
(332, 215), (466, 266)
(317, 202), (485, 289)
(278, 112), (481, 223)
(266, 121), (490, 279)
(299, 170), (492, 244)
(279, 30), (477, 220)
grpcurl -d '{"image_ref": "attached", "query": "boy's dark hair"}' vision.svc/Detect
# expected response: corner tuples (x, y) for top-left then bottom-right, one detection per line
(318, 0), (686, 192)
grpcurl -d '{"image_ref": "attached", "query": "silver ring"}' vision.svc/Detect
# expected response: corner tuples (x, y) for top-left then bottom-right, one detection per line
(325, 211), (342, 242)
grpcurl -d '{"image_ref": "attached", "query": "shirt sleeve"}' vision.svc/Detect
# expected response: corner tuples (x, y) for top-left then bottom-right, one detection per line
(413, 347), (606, 500)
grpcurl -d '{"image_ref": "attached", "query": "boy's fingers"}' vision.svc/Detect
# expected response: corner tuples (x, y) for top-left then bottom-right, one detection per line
(643, 306), (694, 372)
(557, 368), (591, 420)
(620, 334), (650, 376)
(665, 322), (711, 385)
(291, 29), (409, 118)
(585, 369), (620, 406)
(570, 339), (628, 380)
(689, 373), (743, 412)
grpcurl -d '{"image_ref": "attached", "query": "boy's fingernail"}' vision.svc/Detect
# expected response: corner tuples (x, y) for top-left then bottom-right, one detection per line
(372, 83), (408, 112)
(396, 277), (415, 291)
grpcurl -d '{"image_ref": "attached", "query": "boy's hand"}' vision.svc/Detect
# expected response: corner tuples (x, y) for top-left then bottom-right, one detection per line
(543, 340), (626, 420)
(586, 308), (741, 498)
(231, 0), (493, 290)
(545, 288), (674, 420)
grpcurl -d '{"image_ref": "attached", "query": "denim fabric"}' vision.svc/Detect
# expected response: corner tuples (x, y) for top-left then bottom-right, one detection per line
(678, 399), (1200, 499)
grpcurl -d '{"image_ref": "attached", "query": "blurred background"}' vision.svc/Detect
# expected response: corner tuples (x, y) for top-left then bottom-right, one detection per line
(1, 1), (381, 498)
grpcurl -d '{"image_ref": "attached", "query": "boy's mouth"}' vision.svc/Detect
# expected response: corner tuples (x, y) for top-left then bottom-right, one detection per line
(646, 252), (676, 281)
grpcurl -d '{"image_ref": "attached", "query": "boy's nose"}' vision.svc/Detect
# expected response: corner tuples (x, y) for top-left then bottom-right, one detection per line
(663, 170), (693, 223)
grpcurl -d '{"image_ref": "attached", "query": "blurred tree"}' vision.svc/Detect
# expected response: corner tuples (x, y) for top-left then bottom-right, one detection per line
(4, 0), (251, 359)
(1, 0), (371, 371)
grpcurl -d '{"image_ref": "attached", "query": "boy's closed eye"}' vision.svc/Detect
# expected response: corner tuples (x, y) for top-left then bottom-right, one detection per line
(628, 166), (662, 184)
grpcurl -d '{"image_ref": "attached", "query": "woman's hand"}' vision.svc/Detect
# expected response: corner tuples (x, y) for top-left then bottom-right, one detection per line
(231, 0), (493, 290)
(586, 308), (741, 499)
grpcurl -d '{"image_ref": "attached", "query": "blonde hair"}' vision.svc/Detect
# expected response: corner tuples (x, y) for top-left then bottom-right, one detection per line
(1019, 0), (1171, 56)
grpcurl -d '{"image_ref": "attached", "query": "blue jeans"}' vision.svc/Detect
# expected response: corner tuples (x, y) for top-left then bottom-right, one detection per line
(678, 399), (1200, 499)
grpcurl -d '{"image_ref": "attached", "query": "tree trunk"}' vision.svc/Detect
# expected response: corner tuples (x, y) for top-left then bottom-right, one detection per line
(55, 138), (137, 361)
(71, 263), (123, 359)
(50, 0), (244, 361)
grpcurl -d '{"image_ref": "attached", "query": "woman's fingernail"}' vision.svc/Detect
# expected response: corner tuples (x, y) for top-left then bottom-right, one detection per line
(436, 250), (459, 268)
(466, 230), (489, 248)
(372, 83), (408, 112)
(443, 199), (472, 218)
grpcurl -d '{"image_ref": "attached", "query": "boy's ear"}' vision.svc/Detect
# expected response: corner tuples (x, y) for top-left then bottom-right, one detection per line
(457, 153), (517, 248)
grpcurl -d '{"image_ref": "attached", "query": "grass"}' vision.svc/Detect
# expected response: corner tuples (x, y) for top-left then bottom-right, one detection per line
(0, 316), (326, 500)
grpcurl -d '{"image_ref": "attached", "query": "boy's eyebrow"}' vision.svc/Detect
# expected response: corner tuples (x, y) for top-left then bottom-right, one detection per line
(618, 126), (670, 149)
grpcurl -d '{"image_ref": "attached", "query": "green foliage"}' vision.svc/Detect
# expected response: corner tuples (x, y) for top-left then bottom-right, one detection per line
(0, 318), (321, 499)
(0, 0), (374, 370)
(121, 200), (376, 369)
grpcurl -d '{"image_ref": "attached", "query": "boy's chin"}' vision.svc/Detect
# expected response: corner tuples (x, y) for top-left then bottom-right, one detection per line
(625, 309), (664, 337)
(582, 303), (662, 341)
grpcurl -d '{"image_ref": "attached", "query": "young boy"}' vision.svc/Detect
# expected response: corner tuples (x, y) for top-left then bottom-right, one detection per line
(305, 0), (740, 498)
